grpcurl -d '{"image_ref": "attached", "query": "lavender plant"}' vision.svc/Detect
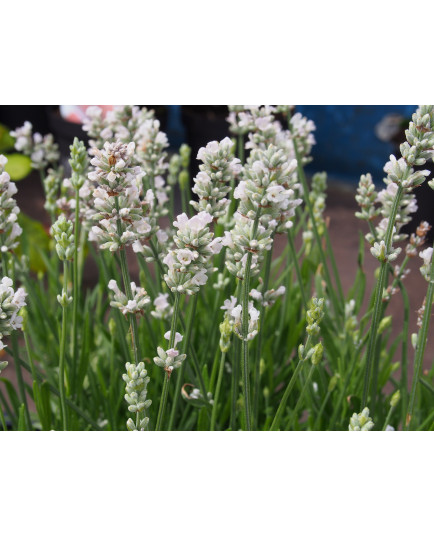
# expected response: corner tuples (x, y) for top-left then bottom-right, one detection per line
(1, 104), (433, 432)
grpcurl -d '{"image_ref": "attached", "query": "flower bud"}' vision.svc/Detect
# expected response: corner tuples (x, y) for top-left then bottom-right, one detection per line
(179, 170), (189, 191)
(378, 315), (392, 334)
(311, 342), (323, 365)
(390, 390), (401, 407)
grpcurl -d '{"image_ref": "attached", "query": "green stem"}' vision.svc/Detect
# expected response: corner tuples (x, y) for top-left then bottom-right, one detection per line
(59, 261), (69, 431)
(406, 241), (434, 430)
(362, 185), (404, 410)
(253, 244), (273, 428)
(210, 351), (227, 431)
(240, 211), (261, 431)
(114, 197), (141, 365)
(293, 141), (343, 320)
(230, 283), (242, 430)
(168, 293), (198, 431)
(382, 404), (396, 431)
(270, 359), (305, 431)
(287, 228), (308, 310)
(289, 363), (316, 429)
(71, 187), (80, 395)
(0, 402), (7, 431)
(156, 292), (180, 431)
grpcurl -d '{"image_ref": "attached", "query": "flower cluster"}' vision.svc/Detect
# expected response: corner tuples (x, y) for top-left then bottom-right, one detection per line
(191, 137), (242, 220)
(122, 361), (152, 431)
(135, 119), (169, 211)
(349, 407), (374, 431)
(153, 331), (186, 374)
(250, 285), (285, 308)
(43, 167), (63, 220)
(365, 106), (434, 263)
(51, 214), (74, 261)
(10, 121), (59, 170)
(237, 145), (301, 231)
(406, 221), (431, 258)
(0, 277), (27, 351)
(227, 105), (257, 136)
(355, 173), (379, 221)
(221, 296), (260, 341)
(306, 298), (324, 337)
(0, 156), (22, 253)
(69, 137), (88, 190)
(88, 141), (155, 251)
(289, 112), (316, 164)
(163, 212), (222, 294)
(224, 145), (300, 279)
(108, 279), (150, 316)
(83, 105), (154, 149)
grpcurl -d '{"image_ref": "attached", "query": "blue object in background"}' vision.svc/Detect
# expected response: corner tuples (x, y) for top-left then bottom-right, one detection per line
(297, 105), (417, 183)
(166, 105), (185, 149)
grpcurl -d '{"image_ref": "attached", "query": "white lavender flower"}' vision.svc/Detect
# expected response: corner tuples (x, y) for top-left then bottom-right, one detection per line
(239, 145), (301, 230)
(108, 279), (150, 316)
(229, 300), (260, 341)
(227, 105), (256, 136)
(10, 121), (59, 170)
(163, 212), (222, 294)
(122, 361), (152, 431)
(249, 285), (285, 308)
(0, 277), (27, 351)
(191, 137), (242, 220)
(419, 246), (433, 281)
(88, 141), (154, 252)
(289, 112), (316, 164)
(0, 160), (22, 253)
(150, 292), (173, 320)
(153, 331), (186, 373)
(370, 240), (401, 263)
(349, 407), (375, 431)
(355, 173), (379, 221)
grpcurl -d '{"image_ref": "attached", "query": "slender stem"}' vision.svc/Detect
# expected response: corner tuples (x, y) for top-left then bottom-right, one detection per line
(168, 293), (198, 431)
(292, 141), (343, 320)
(287, 228), (308, 310)
(406, 241), (434, 430)
(382, 404), (396, 431)
(240, 211), (261, 431)
(253, 244), (273, 428)
(71, 187), (80, 395)
(59, 261), (69, 431)
(210, 351), (227, 431)
(155, 374), (170, 431)
(314, 389), (332, 431)
(156, 292), (180, 431)
(241, 253), (253, 431)
(230, 283), (242, 430)
(238, 133), (245, 164)
(270, 359), (305, 431)
(114, 197), (141, 365)
(0, 402), (7, 431)
(362, 185), (404, 410)
(289, 363), (316, 429)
